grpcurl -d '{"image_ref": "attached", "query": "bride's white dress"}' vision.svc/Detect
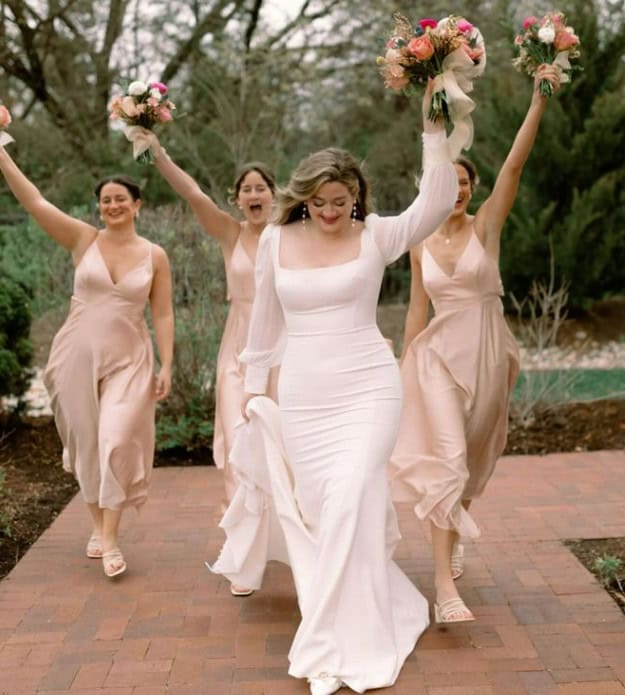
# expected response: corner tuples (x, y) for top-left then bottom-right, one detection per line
(210, 131), (457, 692)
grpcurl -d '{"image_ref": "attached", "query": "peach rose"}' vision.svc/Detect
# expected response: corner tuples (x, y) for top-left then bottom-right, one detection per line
(121, 96), (139, 118)
(463, 44), (484, 62)
(408, 35), (434, 61)
(554, 29), (579, 51)
(384, 48), (404, 65)
(156, 107), (173, 122)
(384, 65), (409, 90)
(0, 105), (13, 128)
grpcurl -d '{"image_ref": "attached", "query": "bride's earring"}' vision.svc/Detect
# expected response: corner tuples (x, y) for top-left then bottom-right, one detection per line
(351, 201), (357, 228)
(302, 203), (308, 226)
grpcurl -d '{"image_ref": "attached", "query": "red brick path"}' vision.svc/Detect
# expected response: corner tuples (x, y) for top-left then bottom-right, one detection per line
(1, 451), (625, 694)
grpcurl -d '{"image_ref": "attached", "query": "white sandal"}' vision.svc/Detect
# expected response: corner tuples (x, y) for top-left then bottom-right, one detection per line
(102, 548), (127, 578)
(86, 533), (103, 559)
(434, 597), (475, 624)
(451, 542), (464, 580)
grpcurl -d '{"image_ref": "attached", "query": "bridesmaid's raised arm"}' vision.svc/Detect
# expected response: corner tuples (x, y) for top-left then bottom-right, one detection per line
(130, 130), (240, 250)
(476, 64), (561, 252)
(0, 145), (95, 258)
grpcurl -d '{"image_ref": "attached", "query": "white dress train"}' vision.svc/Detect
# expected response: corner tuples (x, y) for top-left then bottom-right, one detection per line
(210, 131), (458, 692)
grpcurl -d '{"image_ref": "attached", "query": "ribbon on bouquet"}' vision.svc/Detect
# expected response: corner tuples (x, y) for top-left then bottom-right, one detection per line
(0, 131), (15, 148)
(124, 125), (157, 160)
(432, 46), (484, 160)
(553, 51), (572, 82)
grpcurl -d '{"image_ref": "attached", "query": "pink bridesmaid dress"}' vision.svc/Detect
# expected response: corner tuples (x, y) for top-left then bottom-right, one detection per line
(390, 230), (520, 538)
(212, 236), (277, 502)
(43, 239), (156, 510)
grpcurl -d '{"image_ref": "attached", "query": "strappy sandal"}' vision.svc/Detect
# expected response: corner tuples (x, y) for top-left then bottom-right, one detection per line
(102, 548), (127, 578)
(451, 542), (464, 580)
(434, 597), (475, 624)
(230, 584), (254, 597)
(86, 533), (103, 559)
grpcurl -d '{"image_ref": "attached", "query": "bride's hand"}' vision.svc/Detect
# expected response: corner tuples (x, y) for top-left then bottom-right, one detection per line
(241, 392), (256, 421)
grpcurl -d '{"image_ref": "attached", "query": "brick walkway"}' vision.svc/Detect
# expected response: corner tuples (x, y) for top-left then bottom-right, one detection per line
(1, 451), (625, 695)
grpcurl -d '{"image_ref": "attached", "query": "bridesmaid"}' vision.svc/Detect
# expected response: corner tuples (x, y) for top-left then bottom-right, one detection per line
(132, 133), (277, 507)
(390, 65), (562, 623)
(0, 146), (174, 579)
(216, 81), (458, 694)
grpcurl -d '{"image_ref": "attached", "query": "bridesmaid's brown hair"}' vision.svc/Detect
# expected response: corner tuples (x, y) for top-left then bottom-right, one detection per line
(454, 157), (479, 192)
(94, 175), (142, 201)
(229, 162), (277, 204)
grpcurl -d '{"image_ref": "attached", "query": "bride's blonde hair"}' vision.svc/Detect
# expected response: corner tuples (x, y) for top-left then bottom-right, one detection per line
(276, 148), (373, 225)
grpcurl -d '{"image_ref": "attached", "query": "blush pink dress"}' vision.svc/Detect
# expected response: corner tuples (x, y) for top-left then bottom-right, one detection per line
(212, 132), (458, 691)
(212, 236), (278, 502)
(390, 231), (520, 538)
(43, 238), (156, 510)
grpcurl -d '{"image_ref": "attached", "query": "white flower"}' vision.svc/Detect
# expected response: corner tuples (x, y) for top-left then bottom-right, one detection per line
(149, 88), (162, 100)
(128, 81), (148, 96)
(538, 26), (555, 43)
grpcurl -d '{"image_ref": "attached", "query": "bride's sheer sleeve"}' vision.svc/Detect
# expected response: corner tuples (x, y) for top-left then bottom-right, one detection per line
(239, 225), (286, 394)
(370, 131), (458, 264)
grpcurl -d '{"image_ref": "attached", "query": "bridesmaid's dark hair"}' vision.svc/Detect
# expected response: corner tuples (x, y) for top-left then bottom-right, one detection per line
(454, 157), (479, 192)
(230, 162), (277, 202)
(276, 148), (372, 226)
(94, 175), (142, 201)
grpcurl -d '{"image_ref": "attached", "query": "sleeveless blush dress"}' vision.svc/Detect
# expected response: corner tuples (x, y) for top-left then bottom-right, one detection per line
(213, 132), (458, 691)
(43, 239), (156, 510)
(212, 236), (278, 502)
(390, 231), (520, 538)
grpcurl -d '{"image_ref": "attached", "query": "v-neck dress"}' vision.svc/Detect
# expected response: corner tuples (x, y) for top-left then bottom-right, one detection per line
(212, 235), (278, 502)
(390, 231), (520, 538)
(212, 131), (458, 691)
(43, 238), (156, 510)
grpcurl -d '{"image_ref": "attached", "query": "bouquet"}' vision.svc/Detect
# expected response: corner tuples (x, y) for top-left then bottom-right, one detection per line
(109, 80), (175, 163)
(0, 104), (14, 148)
(377, 14), (486, 157)
(513, 12), (581, 96)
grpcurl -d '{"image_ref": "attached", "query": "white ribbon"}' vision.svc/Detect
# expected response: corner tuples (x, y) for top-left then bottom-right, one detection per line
(432, 46), (484, 159)
(553, 51), (572, 83)
(124, 125), (156, 160)
(0, 131), (15, 147)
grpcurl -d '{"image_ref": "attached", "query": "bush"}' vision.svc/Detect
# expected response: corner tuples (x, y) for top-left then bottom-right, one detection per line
(139, 206), (228, 452)
(0, 276), (33, 404)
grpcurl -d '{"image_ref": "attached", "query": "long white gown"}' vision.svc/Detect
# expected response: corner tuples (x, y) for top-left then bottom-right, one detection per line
(211, 131), (457, 692)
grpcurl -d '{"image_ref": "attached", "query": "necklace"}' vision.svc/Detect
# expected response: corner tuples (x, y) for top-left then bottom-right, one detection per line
(441, 230), (452, 245)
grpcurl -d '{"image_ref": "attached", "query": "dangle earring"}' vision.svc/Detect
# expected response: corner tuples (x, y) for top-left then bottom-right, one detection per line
(351, 201), (358, 228)
(302, 203), (308, 227)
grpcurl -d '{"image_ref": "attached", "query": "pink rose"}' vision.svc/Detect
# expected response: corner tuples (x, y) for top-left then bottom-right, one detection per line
(408, 35), (435, 61)
(514, 34), (525, 46)
(418, 18), (437, 30)
(121, 96), (139, 118)
(156, 107), (173, 122)
(384, 65), (409, 90)
(149, 81), (168, 94)
(554, 29), (579, 51)
(0, 105), (13, 128)
(456, 19), (473, 33)
(523, 16), (539, 29)
(147, 97), (160, 108)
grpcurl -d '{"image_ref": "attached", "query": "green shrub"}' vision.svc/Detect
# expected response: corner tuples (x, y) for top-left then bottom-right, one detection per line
(140, 206), (228, 452)
(0, 276), (33, 404)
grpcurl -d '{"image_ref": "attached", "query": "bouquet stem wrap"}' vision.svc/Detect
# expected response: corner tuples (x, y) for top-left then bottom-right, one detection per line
(124, 125), (157, 162)
(432, 47), (480, 159)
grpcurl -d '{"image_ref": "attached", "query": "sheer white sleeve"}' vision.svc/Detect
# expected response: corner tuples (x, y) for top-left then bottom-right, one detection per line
(369, 131), (458, 264)
(239, 225), (286, 394)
